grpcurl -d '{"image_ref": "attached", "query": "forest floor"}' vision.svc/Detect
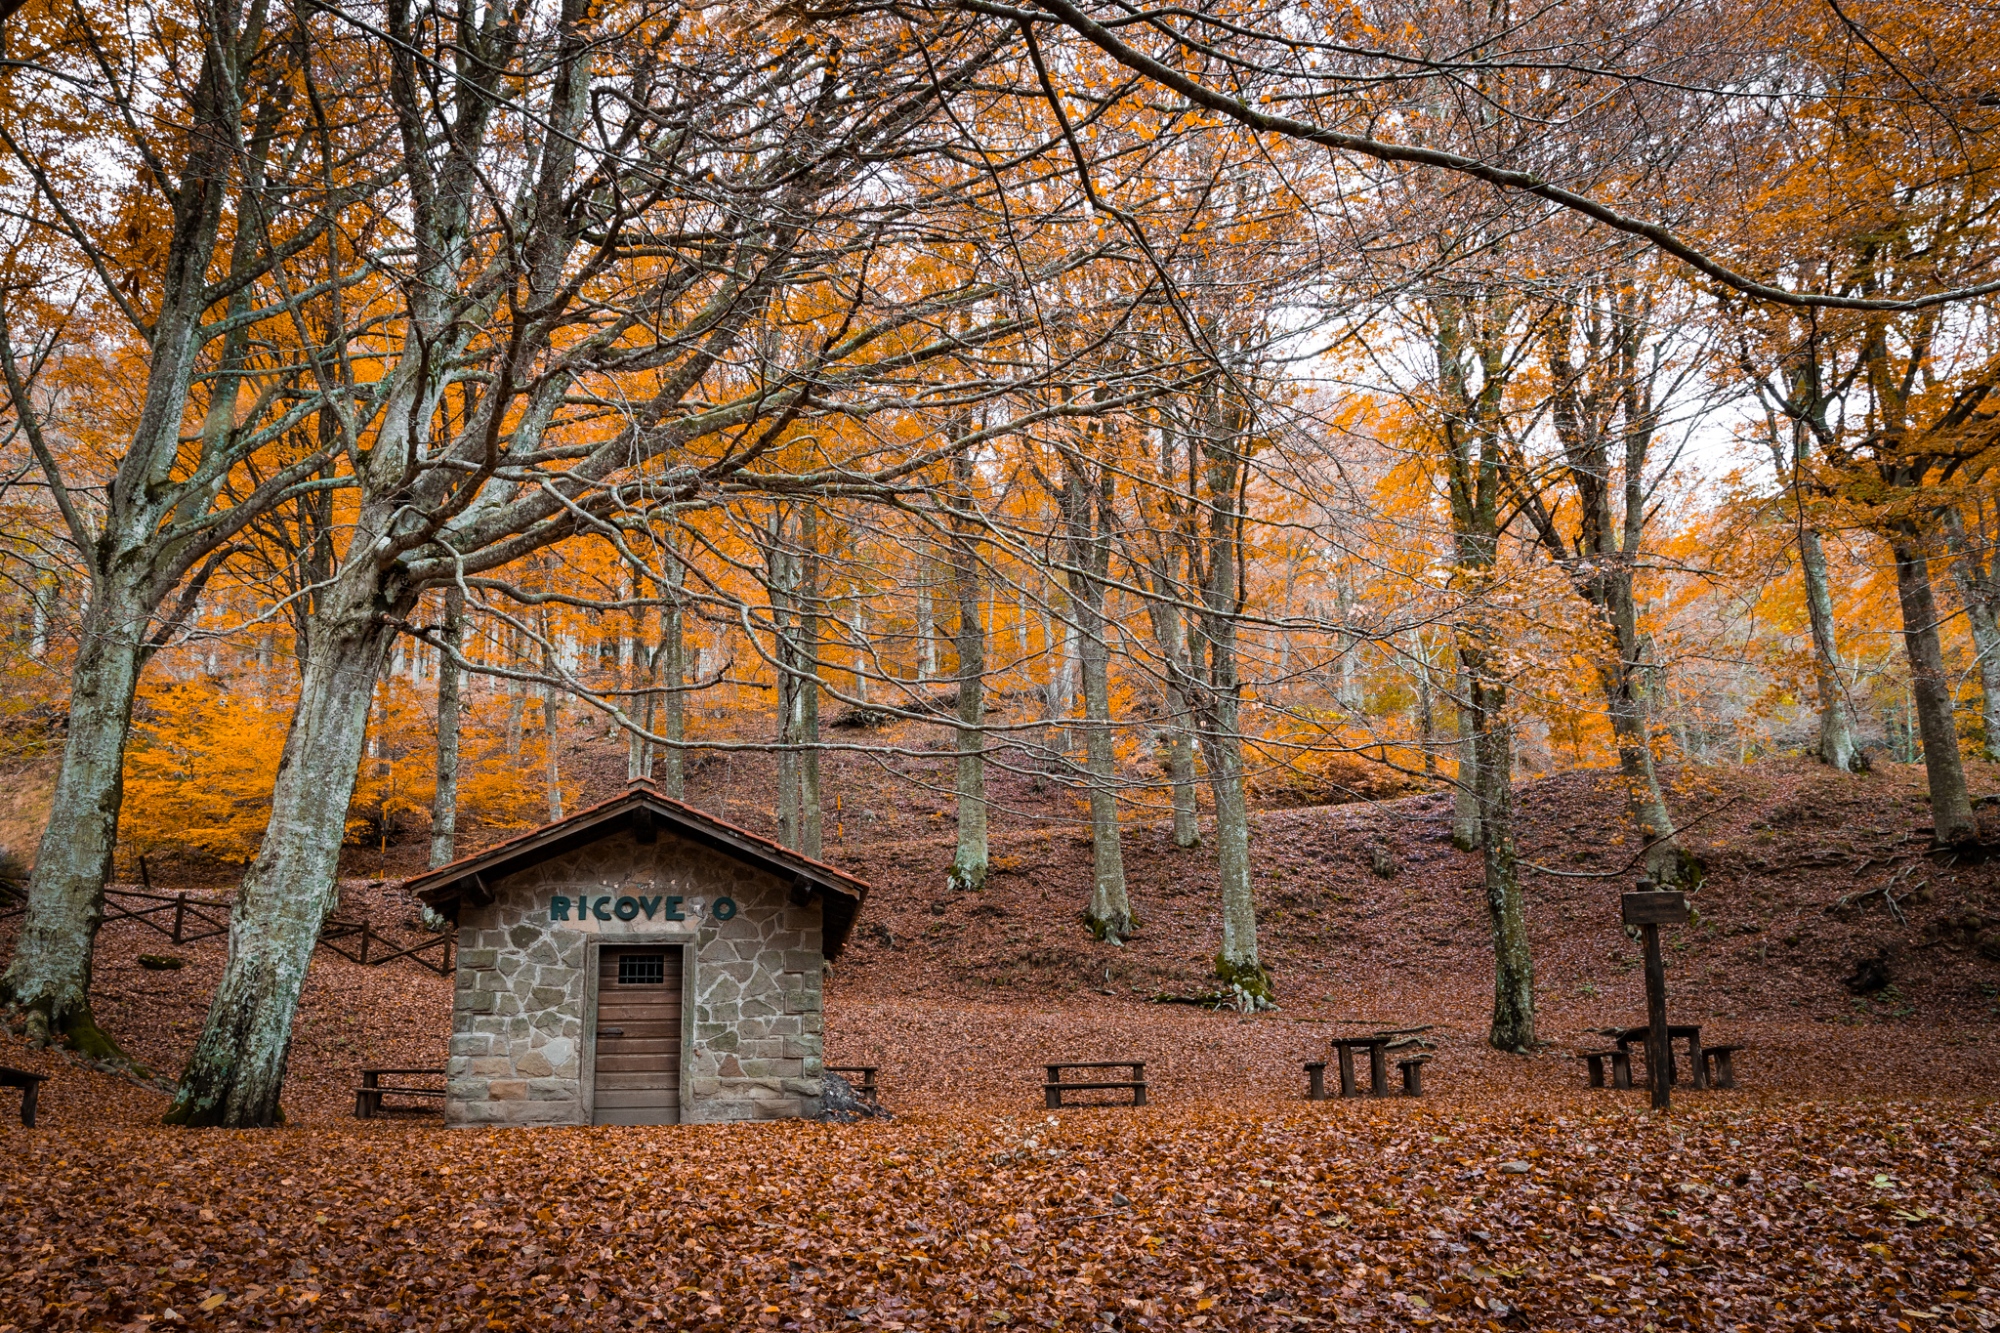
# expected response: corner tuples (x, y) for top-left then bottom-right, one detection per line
(3, 746), (1999, 1330)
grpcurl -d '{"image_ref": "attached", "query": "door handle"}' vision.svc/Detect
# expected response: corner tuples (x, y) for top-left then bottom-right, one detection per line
(598, 1028), (624, 1036)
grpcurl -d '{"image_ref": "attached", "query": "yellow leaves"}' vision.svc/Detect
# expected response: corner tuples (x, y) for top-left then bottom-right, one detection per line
(198, 1294), (227, 1312)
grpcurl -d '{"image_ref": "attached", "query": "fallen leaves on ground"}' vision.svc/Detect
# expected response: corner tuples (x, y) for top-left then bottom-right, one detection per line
(3, 1098), (1996, 1331)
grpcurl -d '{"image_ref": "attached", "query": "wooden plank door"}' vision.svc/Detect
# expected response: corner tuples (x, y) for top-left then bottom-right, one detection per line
(592, 947), (684, 1125)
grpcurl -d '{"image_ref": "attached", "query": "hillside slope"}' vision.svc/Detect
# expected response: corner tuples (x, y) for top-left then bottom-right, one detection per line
(4, 758), (1999, 1125)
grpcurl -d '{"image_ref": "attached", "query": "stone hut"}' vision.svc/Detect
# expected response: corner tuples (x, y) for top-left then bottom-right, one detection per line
(404, 783), (867, 1127)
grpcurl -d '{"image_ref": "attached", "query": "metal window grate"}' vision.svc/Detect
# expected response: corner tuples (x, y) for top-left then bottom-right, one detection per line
(617, 953), (665, 985)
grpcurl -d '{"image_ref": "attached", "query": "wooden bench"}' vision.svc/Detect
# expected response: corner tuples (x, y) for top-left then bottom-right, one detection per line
(1304, 1060), (1329, 1100)
(825, 1065), (879, 1100)
(1397, 1054), (1432, 1097)
(1, 1067), (46, 1127)
(1576, 1050), (1633, 1089)
(1700, 1045), (1745, 1089)
(354, 1068), (447, 1119)
(1044, 1061), (1146, 1109)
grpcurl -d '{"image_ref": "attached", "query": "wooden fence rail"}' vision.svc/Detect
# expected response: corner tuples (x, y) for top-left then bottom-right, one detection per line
(0, 883), (454, 976)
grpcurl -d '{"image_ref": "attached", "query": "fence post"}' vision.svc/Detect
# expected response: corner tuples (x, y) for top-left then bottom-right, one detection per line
(172, 893), (186, 945)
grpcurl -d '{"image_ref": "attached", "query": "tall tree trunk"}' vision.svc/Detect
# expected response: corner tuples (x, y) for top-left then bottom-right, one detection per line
(915, 578), (936, 682)
(1592, 573), (1686, 885)
(428, 586), (465, 869)
(658, 555), (687, 799)
(1411, 632), (1440, 779)
(1891, 532), (1977, 842)
(542, 624), (564, 823)
(1136, 583), (1202, 849)
(167, 609), (399, 1127)
(1188, 408), (1264, 1003)
(1063, 455), (1131, 940)
(773, 509), (822, 857)
(504, 627), (528, 762)
(1469, 667), (1533, 1051)
(1451, 661), (1482, 850)
(948, 453), (988, 891)
(1944, 510), (2000, 762)
(1196, 653), (1260, 1001)
(1799, 526), (1864, 770)
(0, 589), (148, 1057)
(1162, 705), (1201, 849)
(797, 512), (821, 859)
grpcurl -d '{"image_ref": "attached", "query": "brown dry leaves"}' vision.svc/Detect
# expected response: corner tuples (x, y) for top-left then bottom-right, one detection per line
(3, 1098), (1997, 1332)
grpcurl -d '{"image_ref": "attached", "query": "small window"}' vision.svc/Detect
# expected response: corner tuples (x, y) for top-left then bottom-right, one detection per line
(618, 953), (665, 985)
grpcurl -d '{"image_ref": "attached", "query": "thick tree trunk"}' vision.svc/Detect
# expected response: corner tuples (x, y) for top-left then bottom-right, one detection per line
(948, 467), (988, 891)
(428, 587), (464, 869)
(0, 593), (148, 1058)
(1892, 534), (1976, 843)
(167, 611), (397, 1127)
(1469, 668), (1534, 1052)
(1799, 527), (1863, 770)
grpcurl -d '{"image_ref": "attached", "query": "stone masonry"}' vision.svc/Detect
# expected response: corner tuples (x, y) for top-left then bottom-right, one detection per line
(444, 825), (824, 1126)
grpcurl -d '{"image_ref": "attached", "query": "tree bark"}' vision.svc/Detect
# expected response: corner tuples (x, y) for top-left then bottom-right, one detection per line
(948, 452), (988, 891)
(0, 590), (147, 1056)
(1192, 644), (1256, 996)
(1892, 532), (1977, 842)
(1185, 405), (1264, 1003)
(1944, 510), (2000, 762)
(1062, 452), (1131, 940)
(541, 628), (564, 823)
(1591, 601), (1684, 885)
(773, 508), (821, 857)
(1469, 669), (1533, 1051)
(1799, 526), (1864, 770)
(428, 586), (465, 869)
(166, 608), (398, 1126)
(657, 555), (688, 799)
(1451, 660), (1482, 850)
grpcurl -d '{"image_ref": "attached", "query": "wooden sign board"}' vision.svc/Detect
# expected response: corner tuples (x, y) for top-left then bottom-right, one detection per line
(1622, 890), (1689, 926)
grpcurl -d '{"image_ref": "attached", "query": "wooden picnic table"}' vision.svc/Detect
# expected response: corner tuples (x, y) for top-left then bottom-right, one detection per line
(1605, 1024), (1706, 1090)
(1328, 1036), (1395, 1098)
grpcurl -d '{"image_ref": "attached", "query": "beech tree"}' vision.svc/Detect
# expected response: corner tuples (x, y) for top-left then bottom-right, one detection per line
(0, 0), (373, 1055)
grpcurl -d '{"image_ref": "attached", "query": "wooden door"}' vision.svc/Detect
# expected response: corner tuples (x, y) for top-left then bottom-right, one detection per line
(592, 947), (684, 1125)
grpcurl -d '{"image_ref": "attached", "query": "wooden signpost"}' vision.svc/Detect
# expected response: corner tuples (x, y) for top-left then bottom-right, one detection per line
(1622, 880), (1689, 1111)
